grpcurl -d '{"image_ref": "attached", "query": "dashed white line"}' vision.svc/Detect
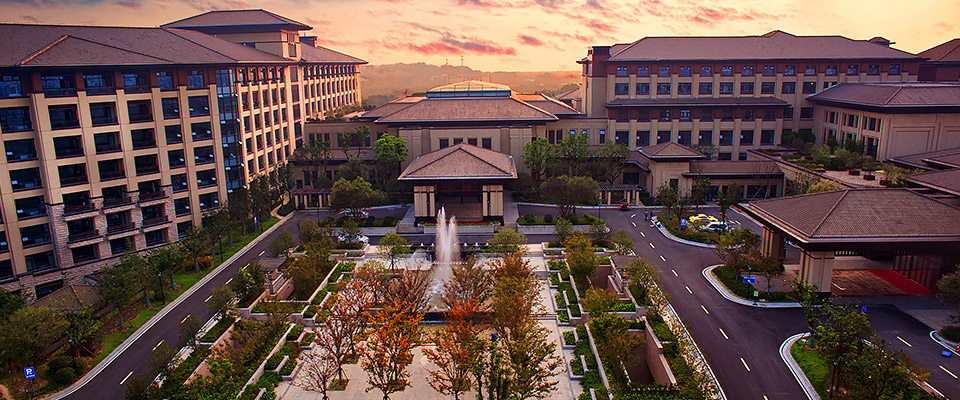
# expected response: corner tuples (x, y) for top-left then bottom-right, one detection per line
(896, 336), (912, 347)
(685, 286), (692, 294)
(640, 232), (645, 237)
(649, 242), (656, 249)
(941, 365), (958, 379)
(763, 395), (769, 400)
(659, 255), (666, 262)
(719, 328), (729, 340)
(631, 222), (637, 227)
(740, 357), (751, 372)
(701, 305), (710, 315)
(672, 269), (678, 277)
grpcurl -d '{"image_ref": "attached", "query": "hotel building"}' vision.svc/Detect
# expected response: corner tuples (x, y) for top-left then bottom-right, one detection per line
(0, 10), (364, 297)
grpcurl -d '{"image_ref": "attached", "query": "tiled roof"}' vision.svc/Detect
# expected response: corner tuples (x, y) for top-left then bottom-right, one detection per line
(300, 43), (366, 64)
(360, 97), (426, 119)
(515, 94), (579, 114)
(399, 143), (517, 180)
(30, 284), (100, 311)
(162, 9), (311, 31)
(685, 160), (782, 176)
(887, 147), (960, 171)
(556, 86), (580, 100)
(907, 169), (960, 196)
(608, 30), (920, 61)
(638, 142), (706, 160)
(0, 24), (287, 67)
(376, 97), (558, 123)
(605, 97), (789, 107)
(918, 39), (960, 62)
(808, 83), (960, 109)
(741, 189), (960, 243)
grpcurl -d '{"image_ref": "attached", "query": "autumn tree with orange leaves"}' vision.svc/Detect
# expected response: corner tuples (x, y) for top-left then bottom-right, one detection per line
(424, 301), (485, 400)
(361, 301), (423, 400)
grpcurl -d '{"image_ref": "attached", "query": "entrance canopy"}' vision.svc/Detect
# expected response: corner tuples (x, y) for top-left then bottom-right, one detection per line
(399, 143), (518, 181)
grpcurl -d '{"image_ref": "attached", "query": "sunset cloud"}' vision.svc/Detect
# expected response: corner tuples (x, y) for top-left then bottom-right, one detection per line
(518, 34), (545, 46)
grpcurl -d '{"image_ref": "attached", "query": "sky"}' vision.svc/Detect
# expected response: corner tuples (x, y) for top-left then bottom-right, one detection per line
(2, 0), (960, 71)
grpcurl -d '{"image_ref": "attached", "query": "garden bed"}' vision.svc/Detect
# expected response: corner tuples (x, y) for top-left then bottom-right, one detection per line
(518, 213), (605, 225)
(790, 338), (829, 398)
(199, 317), (235, 343)
(711, 265), (793, 302)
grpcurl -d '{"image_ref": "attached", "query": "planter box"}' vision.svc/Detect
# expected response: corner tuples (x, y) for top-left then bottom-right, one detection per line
(848, 169), (861, 176)
(359, 227), (396, 236)
(879, 179), (889, 186)
(518, 225), (591, 235)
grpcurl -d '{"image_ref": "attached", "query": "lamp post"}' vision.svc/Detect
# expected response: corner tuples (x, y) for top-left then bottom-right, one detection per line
(157, 271), (165, 304)
(829, 359), (838, 400)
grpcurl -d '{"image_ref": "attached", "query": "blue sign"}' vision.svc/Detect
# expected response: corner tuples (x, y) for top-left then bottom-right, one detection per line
(861, 306), (868, 313)
(742, 276), (756, 284)
(24, 367), (35, 380)
(680, 219), (688, 226)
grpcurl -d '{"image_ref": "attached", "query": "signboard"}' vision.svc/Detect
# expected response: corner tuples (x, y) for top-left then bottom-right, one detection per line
(742, 276), (757, 284)
(24, 367), (35, 380)
(680, 219), (688, 227)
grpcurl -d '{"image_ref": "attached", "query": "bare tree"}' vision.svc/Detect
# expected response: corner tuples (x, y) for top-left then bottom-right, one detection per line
(295, 348), (340, 400)
(384, 269), (431, 314)
(441, 258), (493, 310)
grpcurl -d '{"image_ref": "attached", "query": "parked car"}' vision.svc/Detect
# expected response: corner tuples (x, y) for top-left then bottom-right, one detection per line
(338, 209), (370, 219)
(338, 233), (369, 244)
(700, 222), (728, 233)
(618, 202), (631, 211)
(688, 213), (719, 224)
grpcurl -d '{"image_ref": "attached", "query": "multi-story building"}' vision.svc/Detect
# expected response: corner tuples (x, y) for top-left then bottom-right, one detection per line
(919, 38), (960, 82)
(0, 9), (364, 297)
(579, 31), (922, 158)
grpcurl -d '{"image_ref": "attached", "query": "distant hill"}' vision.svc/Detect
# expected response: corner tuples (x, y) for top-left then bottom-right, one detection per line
(360, 63), (580, 107)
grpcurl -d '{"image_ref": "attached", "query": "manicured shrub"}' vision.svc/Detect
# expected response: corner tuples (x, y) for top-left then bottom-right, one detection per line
(543, 214), (553, 223)
(563, 330), (576, 345)
(942, 325), (960, 342)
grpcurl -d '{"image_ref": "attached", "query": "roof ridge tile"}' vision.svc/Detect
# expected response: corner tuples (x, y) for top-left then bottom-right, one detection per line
(19, 34), (69, 65)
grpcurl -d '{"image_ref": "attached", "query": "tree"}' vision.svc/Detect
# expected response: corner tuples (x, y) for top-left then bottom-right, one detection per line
(0, 287), (25, 322)
(207, 286), (236, 316)
(249, 175), (272, 230)
(268, 230), (296, 257)
(361, 302), (423, 400)
(319, 277), (373, 383)
(373, 134), (409, 183)
(179, 314), (203, 349)
(203, 208), (230, 261)
(330, 177), (386, 221)
(565, 233), (597, 287)
(424, 302), (483, 400)
(295, 141), (333, 189)
(815, 303), (873, 396)
(62, 302), (97, 363)
(378, 232), (411, 270)
(655, 183), (689, 229)
(553, 218), (573, 244)
(539, 175), (598, 218)
(491, 252), (541, 342)
(690, 175), (711, 212)
(487, 229), (527, 254)
(806, 179), (841, 194)
(715, 228), (760, 278)
(0, 307), (67, 368)
(556, 132), (589, 175)
(148, 244), (183, 292)
(228, 187), (252, 236)
(124, 373), (160, 400)
(521, 137), (554, 181)
(937, 268), (960, 323)
(180, 227), (208, 273)
(148, 343), (178, 381)
(717, 184), (742, 226)
(589, 143), (629, 184)
(296, 348), (339, 399)
(276, 162), (295, 201)
(587, 219), (610, 246)
(97, 255), (143, 330)
(589, 313), (643, 388)
(750, 252), (783, 294)
(338, 155), (368, 181)
(441, 258), (494, 310)
(299, 218), (322, 243)
(384, 270), (431, 314)
(581, 287), (618, 318)
(231, 262), (266, 306)
(500, 319), (561, 399)
(611, 229), (633, 256)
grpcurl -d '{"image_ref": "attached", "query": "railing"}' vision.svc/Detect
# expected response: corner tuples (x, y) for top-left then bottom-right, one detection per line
(68, 229), (100, 243)
(123, 85), (150, 94)
(106, 222), (135, 234)
(132, 140), (156, 150)
(85, 86), (116, 95)
(64, 203), (96, 215)
(142, 216), (168, 227)
(139, 190), (166, 201)
(103, 194), (132, 208)
(100, 171), (125, 181)
(51, 119), (81, 130)
(60, 175), (88, 186)
(43, 88), (77, 97)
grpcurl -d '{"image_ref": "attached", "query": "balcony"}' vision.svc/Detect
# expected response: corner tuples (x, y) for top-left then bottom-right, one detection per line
(43, 88), (77, 97)
(139, 190), (167, 202)
(60, 175), (88, 187)
(123, 85), (151, 94)
(64, 203), (96, 216)
(142, 215), (168, 227)
(85, 86), (116, 96)
(103, 194), (132, 209)
(68, 229), (100, 244)
(50, 117), (80, 130)
(107, 222), (136, 235)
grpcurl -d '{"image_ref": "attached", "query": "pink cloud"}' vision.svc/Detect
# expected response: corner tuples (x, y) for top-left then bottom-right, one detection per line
(518, 34), (545, 46)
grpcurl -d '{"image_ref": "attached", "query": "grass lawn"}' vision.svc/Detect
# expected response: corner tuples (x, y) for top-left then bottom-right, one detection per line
(791, 339), (830, 398)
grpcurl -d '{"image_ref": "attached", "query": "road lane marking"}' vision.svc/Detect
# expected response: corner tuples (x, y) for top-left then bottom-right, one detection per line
(659, 255), (666, 262)
(640, 232), (645, 237)
(649, 242), (655, 249)
(225, 277), (233, 285)
(120, 371), (133, 385)
(672, 269), (678, 277)
(701, 305), (710, 315)
(685, 286), (692, 294)
(740, 358), (751, 372)
(181, 315), (190, 324)
(719, 328), (729, 340)
(630, 213), (636, 218)
(631, 222), (637, 227)
(205, 295), (212, 303)
(896, 336), (912, 347)
(153, 340), (164, 351)
(764, 396), (769, 400)
(940, 365), (958, 379)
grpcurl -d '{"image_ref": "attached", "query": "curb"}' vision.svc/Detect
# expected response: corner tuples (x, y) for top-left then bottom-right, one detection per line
(780, 333), (821, 400)
(45, 211), (297, 400)
(702, 265), (801, 308)
(653, 221), (717, 249)
(929, 330), (960, 356)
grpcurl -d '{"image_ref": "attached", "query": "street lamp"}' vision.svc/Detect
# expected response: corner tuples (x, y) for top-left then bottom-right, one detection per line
(157, 271), (166, 304)
(829, 359), (838, 400)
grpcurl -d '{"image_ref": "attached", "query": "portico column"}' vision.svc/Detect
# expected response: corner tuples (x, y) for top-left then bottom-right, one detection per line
(761, 226), (785, 264)
(799, 249), (835, 293)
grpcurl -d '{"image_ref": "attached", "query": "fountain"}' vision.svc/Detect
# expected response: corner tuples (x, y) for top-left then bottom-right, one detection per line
(428, 207), (459, 311)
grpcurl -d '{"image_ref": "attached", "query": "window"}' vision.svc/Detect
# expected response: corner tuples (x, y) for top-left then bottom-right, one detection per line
(187, 71), (204, 89)
(760, 82), (775, 94)
(5, 139), (36, 162)
(636, 83), (650, 95)
(802, 81), (817, 94)
(845, 114), (858, 128)
(467, 138), (477, 146)
(617, 110), (627, 122)
(194, 145), (215, 165)
(15, 196), (46, 220)
(719, 130), (733, 145)
(169, 149), (185, 168)
(781, 82), (796, 94)
(823, 81), (837, 89)
(721, 65), (733, 76)
(83, 72), (114, 95)
(53, 136), (83, 158)
(160, 98), (180, 119)
(615, 131), (628, 145)
(700, 109), (713, 121)
(198, 192), (219, 211)
(739, 152), (748, 161)
(49, 105), (80, 129)
(98, 159), (124, 180)
(616, 66), (628, 77)
(763, 65), (776, 76)
(659, 66), (670, 76)
(718, 152), (732, 160)
(761, 130), (775, 145)
(784, 106), (794, 120)
(656, 83), (671, 95)
(742, 65), (754, 76)
(700, 66), (712, 76)
(41, 73), (76, 96)
(121, 73), (149, 93)
(784, 65), (796, 76)
(722, 108), (734, 121)
(171, 173), (188, 192)
(127, 100), (152, 123)
(657, 131), (670, 144)
(20, 224), (51, 248)
(847, 64), (859, 75)
(680, 109), (691, 121)
(868, 64), (880, 75)
(743, 109), (754, 121)
(658, 109), (670, 121)
(1, 75), (23, 98)
(157, 71), (174, 90)
(719, 82), (733, 94)
(825, 65), (838, 75)
(805, 65), (817, 75)
(10, 167), (42, 191)
(800, 107), (815, 119)
(439, 138), (449, 148)
(740, 130), (754, 145)
(130, 128), (156, 149)
(637, 66), (649, 77)
(699, 82), (713, 95)
(191, 122), (212, 141)
(698, 130), (713, 145)
(482, 138), (492, 149)
(868, 117), (879, 131)
(598, 130), (606, 144)
(763, 109), (775, 121)
(636, 131), (650, 147)
(679, 66), (691, 77)
(188, 96), (209, 117)
(678, 130), (691, 145)
(827, 111), (837, 124)
(740, 82), (754, 95)
(678, 82), (692, 95)
(637, 109), (649, 122)
(0, 107), (31, 132)
(110, 238), (130, 255)
(197, 169), (217, 187)
(889, 64), (901, 75)
(615, 83), (628, 95)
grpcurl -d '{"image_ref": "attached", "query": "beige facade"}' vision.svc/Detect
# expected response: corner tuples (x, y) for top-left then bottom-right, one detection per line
(815, 105), (960, 160)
